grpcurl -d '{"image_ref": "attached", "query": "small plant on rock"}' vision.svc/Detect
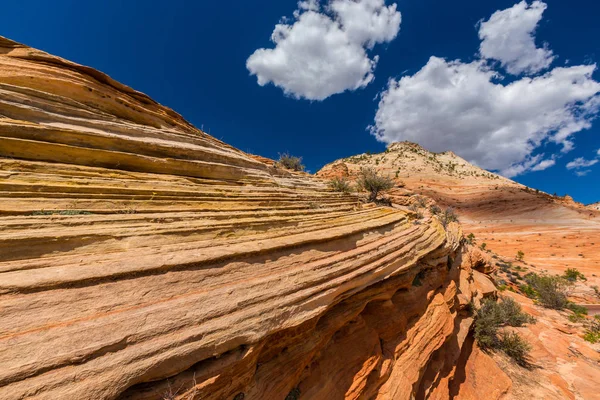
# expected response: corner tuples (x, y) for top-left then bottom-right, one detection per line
(516, 250), (525, 261)
(278, 153), (305, 172)
(465, 233), (476, 245)
(329, 177), (352, 194)
(474, 298), (534, 365)
(429, 204), (441, 215)
(498, 331), (532, 366)
(439, 207), (458, 228)
(525, 273), (568, 310)
(356, 167), (394, 202)
(563, 268), (586, 282)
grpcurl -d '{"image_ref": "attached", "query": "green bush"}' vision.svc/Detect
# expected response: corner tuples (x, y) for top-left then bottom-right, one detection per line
(329, 177), (352, 194)
(499, 297), (536, 327)
(474, 298), (534, 364)
(519, 284), (537, 299)
(439, 207), (458, 228)
(498, 331), (532, 366)
(563, 268), (586, 282)
(516, 250), (525, 261)
(429, 205), (441, 215)
(278, 153), (305, 171)
(525, 273), (568, 309)
(465, 233), (476, 245)
(584, 317), (600, 343)
(356, 167), (394, 202)
(566, 302), (588, 316)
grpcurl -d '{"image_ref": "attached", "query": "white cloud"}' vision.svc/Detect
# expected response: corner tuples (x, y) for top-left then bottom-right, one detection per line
(246, 0), (401, 100)
(370, 57), (600, 177)
(531, 158), (556, 171)
(478, 1), (555, 75)
(597, 148), (600, 156)
(566, 157), (599, 170)
(575, 170), (592, 177)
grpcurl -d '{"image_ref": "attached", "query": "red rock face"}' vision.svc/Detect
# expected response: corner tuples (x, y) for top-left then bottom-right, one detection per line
(0, 37), (498, 400)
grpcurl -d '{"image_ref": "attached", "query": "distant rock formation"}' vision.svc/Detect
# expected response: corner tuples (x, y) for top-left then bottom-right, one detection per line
(588, 201), (600, 211)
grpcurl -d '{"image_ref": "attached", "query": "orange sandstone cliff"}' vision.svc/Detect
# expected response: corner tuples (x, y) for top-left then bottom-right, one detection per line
(0, 37), (502, 400)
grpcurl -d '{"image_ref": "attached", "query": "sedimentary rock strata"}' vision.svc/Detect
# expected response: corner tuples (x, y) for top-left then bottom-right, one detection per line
(0, 37), (492, 399)
(318, 142), (600, 283)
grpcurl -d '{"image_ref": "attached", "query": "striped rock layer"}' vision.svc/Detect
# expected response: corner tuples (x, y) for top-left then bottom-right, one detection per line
(0, 37), (492, 400)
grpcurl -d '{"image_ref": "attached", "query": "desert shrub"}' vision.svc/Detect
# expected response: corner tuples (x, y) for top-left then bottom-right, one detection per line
(566, 302), (588, 323)
(500, 297), (536, 326)
(329, 177), (352, 194)
(356, 167), (394, 202)
(414, 195), (428, 207)
(498, 331), (531, 366)
(519, 284), (537, 299)
(429, 205), (441, 215)
(583, 316), (600, 343)
(278, 153), (305, 171)
(439, 207), (458, 228)
(569, 313), (586, 323)
(525, 273), (568, 309)
(480, 243), (487, 250)
(474, 300), (505, 349)
(563, 268), (586, 282)
(465, 233), (476, 245)
(474, 298), (534, 364)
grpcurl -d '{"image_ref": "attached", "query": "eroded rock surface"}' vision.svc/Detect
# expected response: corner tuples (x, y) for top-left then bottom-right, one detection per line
(0, 37), (495, 400)
(318, 142), (600, 287)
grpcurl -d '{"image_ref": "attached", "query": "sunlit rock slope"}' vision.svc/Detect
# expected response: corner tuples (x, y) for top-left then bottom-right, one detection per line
(318, 142), (600, 284)
(0, 37), (494, 400)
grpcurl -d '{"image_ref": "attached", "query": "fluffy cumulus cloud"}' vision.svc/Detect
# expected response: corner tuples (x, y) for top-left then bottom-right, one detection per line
(371, 1), (600, 178)
(478, 1), (554, 75)
(371, 57), (600, 176)
(246, 0), (401, 100)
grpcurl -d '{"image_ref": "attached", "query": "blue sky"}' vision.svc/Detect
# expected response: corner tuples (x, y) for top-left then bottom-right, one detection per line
(3, 0), (600, 203)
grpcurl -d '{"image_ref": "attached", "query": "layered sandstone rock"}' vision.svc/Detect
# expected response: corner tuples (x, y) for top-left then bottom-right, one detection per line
(318, 142), (600, 286)
(0, 37), (495, 400)
(318, 141), (600, 399)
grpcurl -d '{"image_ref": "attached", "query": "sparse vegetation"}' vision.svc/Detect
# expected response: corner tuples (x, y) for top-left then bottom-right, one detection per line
(583, 316), (600, 343)
(563, 268), (586, 282)
(278, 153), (305, 172)
(439, 207), (458, 228)
(429, 205), (441, 215)
(516, 250), (524, 261)
(356, 167), (394, 202)
(525, 273), (568, 309)
(329, 177), (352, 194)
(474, 298), (534, 365)
(498, 331), (532, 366)
(465, 233), (476, 245)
